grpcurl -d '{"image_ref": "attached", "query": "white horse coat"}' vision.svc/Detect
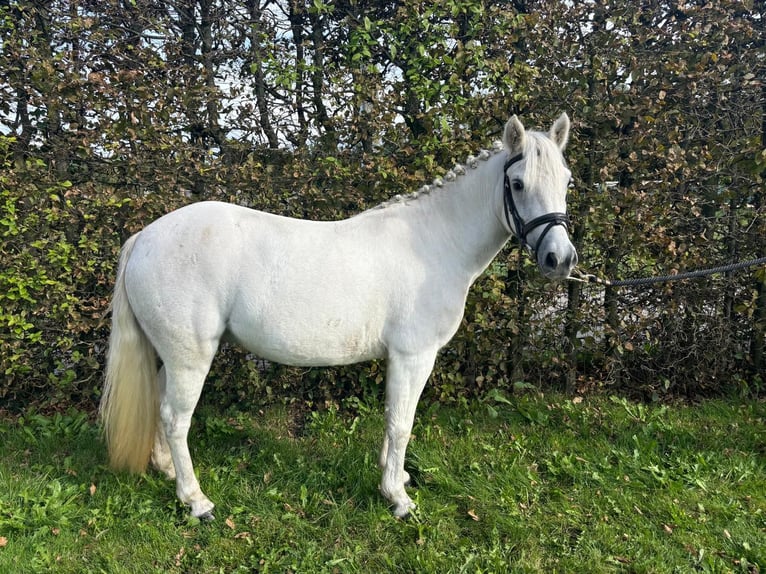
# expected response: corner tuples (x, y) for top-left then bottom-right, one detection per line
(100, 114), (577, 519)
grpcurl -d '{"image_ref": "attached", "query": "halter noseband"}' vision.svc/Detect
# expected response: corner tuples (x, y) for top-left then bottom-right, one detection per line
(503, 153), (569, 255)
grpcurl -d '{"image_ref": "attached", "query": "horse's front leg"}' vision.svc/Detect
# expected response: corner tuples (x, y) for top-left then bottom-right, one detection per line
(379, 349), (437, 518)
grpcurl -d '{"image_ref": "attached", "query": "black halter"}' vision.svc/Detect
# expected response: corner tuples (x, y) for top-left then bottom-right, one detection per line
(503, 153), (570, 255)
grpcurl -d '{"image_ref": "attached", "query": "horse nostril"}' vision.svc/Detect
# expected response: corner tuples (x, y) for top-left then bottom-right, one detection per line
(544, 250), (577, 272)
(545, 252), (559, 270)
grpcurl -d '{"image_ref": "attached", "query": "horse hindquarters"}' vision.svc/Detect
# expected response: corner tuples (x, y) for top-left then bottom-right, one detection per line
(104, 230), (220, 519)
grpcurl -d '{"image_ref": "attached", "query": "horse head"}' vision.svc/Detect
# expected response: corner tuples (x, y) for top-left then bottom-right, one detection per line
(502, 113), (578, 280)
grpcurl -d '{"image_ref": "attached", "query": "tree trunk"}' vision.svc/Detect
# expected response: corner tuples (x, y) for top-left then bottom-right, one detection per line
(307, 7), (336, 149)
(247, 0), (279, 149)
(288, 0), (309, 147)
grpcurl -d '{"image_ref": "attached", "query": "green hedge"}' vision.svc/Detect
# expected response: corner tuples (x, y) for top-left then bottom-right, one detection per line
(2, 131), (763, 414)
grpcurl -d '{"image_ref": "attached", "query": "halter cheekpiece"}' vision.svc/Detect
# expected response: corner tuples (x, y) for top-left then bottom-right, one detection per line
(503, 153), (569, 255)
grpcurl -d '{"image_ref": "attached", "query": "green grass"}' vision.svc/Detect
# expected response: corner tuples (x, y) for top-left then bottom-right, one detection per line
(0, 394), (764, 573)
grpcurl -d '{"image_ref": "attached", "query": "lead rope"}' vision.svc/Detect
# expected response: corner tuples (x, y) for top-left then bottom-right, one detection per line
(568, 256), (766, 288)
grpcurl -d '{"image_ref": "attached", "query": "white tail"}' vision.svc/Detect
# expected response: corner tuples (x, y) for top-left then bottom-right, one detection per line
(100, 233), (159, 473)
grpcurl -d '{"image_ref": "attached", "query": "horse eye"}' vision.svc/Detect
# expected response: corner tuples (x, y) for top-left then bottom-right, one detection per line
(512, 179), (524, 192)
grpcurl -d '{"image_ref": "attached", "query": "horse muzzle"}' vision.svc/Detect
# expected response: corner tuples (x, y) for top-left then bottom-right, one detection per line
(538, 240), (578, 281)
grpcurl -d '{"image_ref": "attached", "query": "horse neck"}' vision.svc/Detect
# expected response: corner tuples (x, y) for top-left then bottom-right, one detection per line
(406, 152), (510, 281)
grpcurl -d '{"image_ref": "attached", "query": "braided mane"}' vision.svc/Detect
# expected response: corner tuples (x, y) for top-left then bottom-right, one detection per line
(372, 141), (506, 210)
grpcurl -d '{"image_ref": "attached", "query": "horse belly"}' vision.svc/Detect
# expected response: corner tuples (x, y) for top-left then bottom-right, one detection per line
(228, 259), (390, 366)
(227, 307), (387, 367)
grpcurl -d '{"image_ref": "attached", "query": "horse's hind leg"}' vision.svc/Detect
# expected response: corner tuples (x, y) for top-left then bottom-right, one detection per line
(379, 349), (437, 518)
(161, 360), (217, 520)
(151, 366), (175, 479)
(378, 439), (410, 486)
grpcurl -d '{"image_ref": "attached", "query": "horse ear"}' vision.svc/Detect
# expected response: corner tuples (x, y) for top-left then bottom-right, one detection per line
(549, 112), (570, 150)
(503, 115), (526, 153)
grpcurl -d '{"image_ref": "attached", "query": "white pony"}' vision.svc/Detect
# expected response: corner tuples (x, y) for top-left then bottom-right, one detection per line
(100, 114), (577, 520)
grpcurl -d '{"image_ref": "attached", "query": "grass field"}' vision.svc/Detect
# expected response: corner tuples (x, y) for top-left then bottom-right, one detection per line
(0, 392), (764, 573)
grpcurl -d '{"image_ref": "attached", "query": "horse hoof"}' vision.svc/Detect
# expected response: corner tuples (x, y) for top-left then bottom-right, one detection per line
(198, 511), (215, 522)
(392, 502), (416, 520)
